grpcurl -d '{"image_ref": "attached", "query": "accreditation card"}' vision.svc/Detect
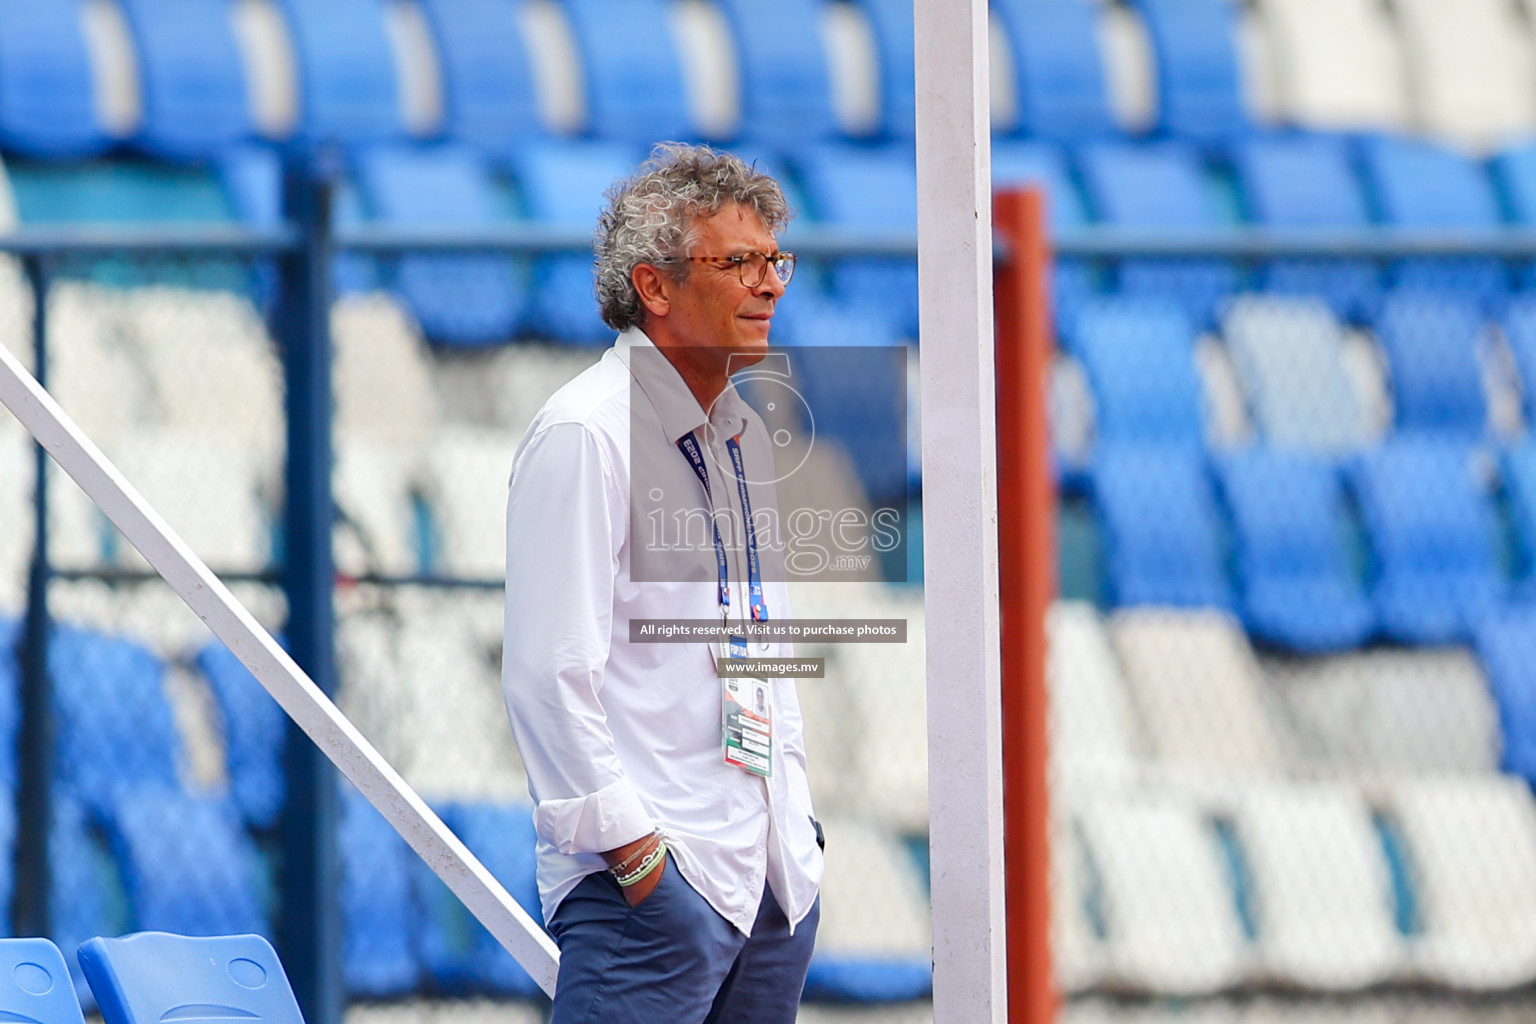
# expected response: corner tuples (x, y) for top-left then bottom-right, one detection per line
(721, 635), (772, 777)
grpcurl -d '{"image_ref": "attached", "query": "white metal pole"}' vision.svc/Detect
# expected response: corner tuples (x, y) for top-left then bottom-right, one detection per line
(913, 0), (1008, 1021)
(0, 341), (562, 995)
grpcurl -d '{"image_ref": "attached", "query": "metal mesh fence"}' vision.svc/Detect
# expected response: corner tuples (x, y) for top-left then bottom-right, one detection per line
(1047, 274), (1536, 1024)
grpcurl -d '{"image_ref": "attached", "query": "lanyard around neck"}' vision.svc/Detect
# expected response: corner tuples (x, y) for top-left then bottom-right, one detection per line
(676, 429), (769, 623)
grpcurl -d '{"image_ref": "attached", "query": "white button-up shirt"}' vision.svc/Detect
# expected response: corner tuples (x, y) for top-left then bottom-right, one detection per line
(502, 326), (823, 935)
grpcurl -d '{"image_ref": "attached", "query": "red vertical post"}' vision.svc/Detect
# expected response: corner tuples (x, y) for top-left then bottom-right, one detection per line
(993, 187), (1058, 1024)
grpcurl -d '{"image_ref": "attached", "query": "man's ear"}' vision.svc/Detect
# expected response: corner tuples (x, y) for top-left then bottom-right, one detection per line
(632, 263), (671, 319)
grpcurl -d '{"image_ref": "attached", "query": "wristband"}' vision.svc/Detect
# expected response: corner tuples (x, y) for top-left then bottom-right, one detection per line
(610, 831), (661, 874)
(612, 841), (668, 887)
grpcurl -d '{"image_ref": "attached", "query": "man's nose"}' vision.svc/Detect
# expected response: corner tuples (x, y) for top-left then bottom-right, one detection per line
(756, 269), (786, 298)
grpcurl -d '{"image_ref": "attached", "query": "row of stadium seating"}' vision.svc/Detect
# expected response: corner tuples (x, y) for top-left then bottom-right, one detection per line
(1048, 602), (1536, 995)
(6, 3), (1536, 348)
(5, 0), (1536, 158)
(12, 125), (1536, 341)
(17, 583), (1536, 1003)
(0, 580), (936, 1007)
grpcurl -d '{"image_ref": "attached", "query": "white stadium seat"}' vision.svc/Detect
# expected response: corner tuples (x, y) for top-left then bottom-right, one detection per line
(1393, 0), (1536, 151)
(0, 430), (31, 611)
(334, 437), (421, 578)
(1078, 795), (1248, 994)
(420, 426), (519, 580)
(332, 293), (439, 445)
(1053, 821), (1106, 993)
(1388, 775), (1536, 989)
(1109, 607), (1285, 792)
(1047, 601), (1141, 796)
(1222, 296), (1370, 453)
(1256, 0), (1412, 131)
(826, 586), (928, 831)
(120, 286), (283, 465)
(814, 818), (931, 962)
(1232, 781), (1403, 988)
(1265, 648), (1500, 778)
(111, 427), (270, 572)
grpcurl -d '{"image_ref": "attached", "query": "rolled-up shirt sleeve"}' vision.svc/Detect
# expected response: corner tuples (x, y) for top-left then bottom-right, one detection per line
(502, 421), (654, 855)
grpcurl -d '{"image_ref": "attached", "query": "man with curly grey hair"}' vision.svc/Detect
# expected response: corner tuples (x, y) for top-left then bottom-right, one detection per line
(502, 143), (823, 1023)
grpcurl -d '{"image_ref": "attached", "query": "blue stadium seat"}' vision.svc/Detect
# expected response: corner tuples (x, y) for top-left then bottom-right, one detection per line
(793, 143), (920, 338)
(49, 626), (180, 814)
(1130, 0), (1249, 145)
(1216, 447), (1374, 651)
(216, 146), (379, 295)
(1372, 291), (1487, 437)
(1473, 610), (1536, 783)
(0, 616), (18, 791)
(353, 143), (526, 345)
(418, 0), (541, 151)
(1494, 141), (1536, 232)
(1504, 296), (1536, 420)
(339, 787), (420, 998)
(992, 139), (1097, 330)
(0, 938), (85, 1024)
(1090, 442), (1232, 609)
(774, 340), (910, 505)
(850, 0), (915, 138)
(991, 0), (1116, 142)
(1076, 139), (1238, 327)
(50, 795), (117, 1008)
(79, 932), (302, 1024)
(1357, 135), (1508, 308)
(417, 801), (541, 996)
(1066, 297), (1203, 443)
(717, 0), (836, 145)
(273, 0), (404, 145)
(559, 0), (692, 144)
(115, 0), (251, 161)
(505, 139), (638, 343)
(1501, 441), (1536, 593)
(195, 643), (283, 831)
(101, 785), (266, 937)
(0, 0), (110, 158)
(1231, 133), (1380, 322)
(1349, 438), (1503, 644)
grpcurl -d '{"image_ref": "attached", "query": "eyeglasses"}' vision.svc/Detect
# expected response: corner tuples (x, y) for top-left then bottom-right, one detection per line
(678, 250), (798, 287)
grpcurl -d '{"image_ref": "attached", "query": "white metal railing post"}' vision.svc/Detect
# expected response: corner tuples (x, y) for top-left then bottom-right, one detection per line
(913, 0), (1008, 1021)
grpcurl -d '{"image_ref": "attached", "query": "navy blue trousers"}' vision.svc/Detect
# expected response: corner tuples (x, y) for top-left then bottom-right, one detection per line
(548, 856), (819, 1024)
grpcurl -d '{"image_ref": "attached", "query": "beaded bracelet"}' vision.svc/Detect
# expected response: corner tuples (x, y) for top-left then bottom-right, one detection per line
(610, 831), (662, 874)
(613, 840), (668, 888)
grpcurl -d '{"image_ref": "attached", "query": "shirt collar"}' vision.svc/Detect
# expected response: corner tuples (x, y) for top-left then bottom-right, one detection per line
(617, 327), (754, 445)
